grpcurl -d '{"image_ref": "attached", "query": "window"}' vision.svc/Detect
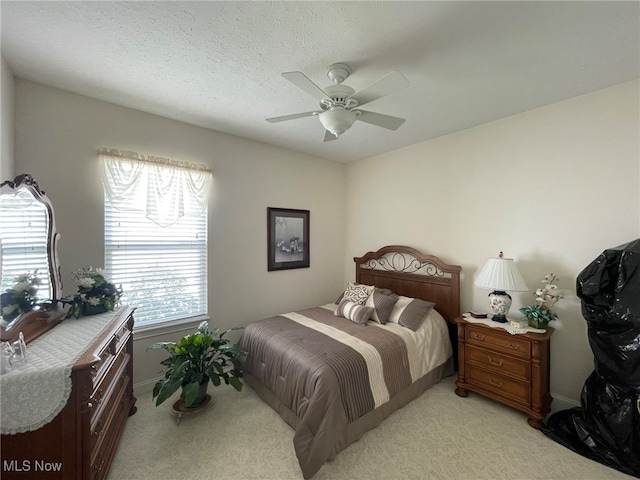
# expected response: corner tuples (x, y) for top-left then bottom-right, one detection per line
(101, 149), (212, 328)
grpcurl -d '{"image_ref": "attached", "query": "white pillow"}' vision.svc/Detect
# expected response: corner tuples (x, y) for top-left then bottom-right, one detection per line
(342, 282), (374, 305)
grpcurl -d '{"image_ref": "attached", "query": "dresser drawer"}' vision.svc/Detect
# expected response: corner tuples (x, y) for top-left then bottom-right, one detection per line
(89, 351), (131, 430)
(467, 364), (530, 403)
(466, 326), (531, 359)
(90, 371), (129, 461)
(91, 342), (116, 388)
(113, 323), (131, 356)
(466, 345), (530, 381)
(91, 324), (131, 388)
(90, 377), (131, 480)
(90, 350), (130, 426)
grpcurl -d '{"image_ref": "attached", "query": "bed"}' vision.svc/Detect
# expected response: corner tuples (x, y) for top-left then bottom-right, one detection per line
(239, 245), (461, 478)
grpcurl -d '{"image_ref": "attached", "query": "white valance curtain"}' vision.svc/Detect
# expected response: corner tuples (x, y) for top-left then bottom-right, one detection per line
(99, 148), (212, 228)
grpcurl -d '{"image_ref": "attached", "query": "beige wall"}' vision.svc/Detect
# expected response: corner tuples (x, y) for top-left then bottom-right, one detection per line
(11, 78), (640, 404)
(13, 80), (346, 391)
(1, 55), (15, 180)
(345, 79), (640, 406)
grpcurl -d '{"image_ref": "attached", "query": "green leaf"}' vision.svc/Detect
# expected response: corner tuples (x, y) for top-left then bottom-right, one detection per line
(210, 373), (221, 387)
(182, 381), (200, 407)
(229, 376), (243, 392)
(155, 377), (182, 406)
(170, 360), (191, 380)
(152, 379), (165, 398)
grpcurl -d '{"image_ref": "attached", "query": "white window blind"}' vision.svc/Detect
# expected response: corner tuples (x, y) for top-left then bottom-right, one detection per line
(0, 190), (52, 300)
(101, 149), (212, 328)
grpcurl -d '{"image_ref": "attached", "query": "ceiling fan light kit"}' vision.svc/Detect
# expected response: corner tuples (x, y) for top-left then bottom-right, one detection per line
(266, 63), (410, 141)
(318, 107), (359, 137)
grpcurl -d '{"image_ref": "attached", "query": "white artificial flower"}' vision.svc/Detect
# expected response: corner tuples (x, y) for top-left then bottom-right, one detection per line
(544, 273), (555, 282)
(95, 268), (107, 278)
(12, 281), (31, 292)
(76, 277), (95, 288)
(87, 297), (101, 306)
(546, 284), (558, 291)
(536, 288), (546, 296)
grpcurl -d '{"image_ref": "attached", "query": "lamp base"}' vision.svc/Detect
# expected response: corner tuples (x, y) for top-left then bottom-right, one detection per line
(487, 290), (512, 323)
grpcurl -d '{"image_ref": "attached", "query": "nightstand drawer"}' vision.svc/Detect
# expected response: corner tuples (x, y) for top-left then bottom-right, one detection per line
(466, 326), (531, 359)
(467, 364), (530, 402)
(466, 345), (530, 381)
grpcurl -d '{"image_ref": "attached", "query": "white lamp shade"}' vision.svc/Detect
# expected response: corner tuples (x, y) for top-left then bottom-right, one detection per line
(474, 256), (528, 292)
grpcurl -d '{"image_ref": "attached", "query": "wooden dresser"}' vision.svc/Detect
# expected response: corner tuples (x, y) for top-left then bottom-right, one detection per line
(454, 317), (553, 428)
(1, 306), (137, 480)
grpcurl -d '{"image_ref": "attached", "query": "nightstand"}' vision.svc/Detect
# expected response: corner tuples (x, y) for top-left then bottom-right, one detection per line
(454, 316), (553, 429)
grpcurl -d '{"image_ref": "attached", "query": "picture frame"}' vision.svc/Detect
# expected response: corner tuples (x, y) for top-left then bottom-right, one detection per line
(267, 207), (310, 271)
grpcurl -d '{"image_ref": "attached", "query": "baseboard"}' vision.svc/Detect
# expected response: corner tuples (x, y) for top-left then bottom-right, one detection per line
(550, 392), (580, 414)
(133, 377), (162, 396)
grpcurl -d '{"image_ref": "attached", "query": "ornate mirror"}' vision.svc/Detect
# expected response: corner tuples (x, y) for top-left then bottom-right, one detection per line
(0, 174), (65, 343)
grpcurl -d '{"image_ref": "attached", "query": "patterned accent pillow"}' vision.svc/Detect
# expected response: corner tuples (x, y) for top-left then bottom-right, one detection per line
(334, 299), (374, 325)
(342, 282), (374, 305)
(365, 288), (400, 324)
(388, 296), (436, 331)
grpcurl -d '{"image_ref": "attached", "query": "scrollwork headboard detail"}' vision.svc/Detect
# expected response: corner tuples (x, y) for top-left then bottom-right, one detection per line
(354, 245), (461, 324)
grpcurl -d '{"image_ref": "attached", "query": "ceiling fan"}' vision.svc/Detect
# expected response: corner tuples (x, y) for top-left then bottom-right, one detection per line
(266, 63), (410, 142)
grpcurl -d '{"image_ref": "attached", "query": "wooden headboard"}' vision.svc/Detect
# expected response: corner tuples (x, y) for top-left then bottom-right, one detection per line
(354, 245), (461, 324)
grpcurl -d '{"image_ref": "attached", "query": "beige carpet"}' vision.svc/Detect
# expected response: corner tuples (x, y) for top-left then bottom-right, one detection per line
(108, 376), (634, 480)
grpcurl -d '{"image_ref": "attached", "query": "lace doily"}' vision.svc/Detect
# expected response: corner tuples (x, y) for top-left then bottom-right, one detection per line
(0, 309), (122, 435)
(461, 313), (547, 335)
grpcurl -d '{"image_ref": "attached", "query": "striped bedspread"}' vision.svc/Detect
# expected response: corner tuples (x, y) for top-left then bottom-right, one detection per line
(239, 304), (451, 478)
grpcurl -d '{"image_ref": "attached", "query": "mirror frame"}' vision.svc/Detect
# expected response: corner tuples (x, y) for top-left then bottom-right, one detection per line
(0, 174), (65, 344)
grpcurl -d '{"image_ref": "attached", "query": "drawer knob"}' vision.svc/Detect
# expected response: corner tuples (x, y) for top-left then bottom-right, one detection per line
(488, 356), (503, 367)
(508, 343), (521, 350)
(472, 333), (485, 341)
(489, 377), (503, 387)
(90, 365), (98, 377)
(90, 388), (104, 405)
(93, 420), (103, 438)
(93, 454), (105, 472)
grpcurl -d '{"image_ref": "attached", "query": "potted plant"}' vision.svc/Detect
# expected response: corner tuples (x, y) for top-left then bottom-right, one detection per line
(519, 273), (563, 329)
(63, 267), (123, 318)
(148, 321), (244, 408)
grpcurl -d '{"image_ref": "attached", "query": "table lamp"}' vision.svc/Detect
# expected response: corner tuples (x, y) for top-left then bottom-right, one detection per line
(474, 251), (528, 323)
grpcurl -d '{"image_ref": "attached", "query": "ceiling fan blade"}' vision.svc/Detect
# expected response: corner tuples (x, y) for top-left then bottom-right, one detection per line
(356, 110), (406, 130)
(282, 71), (330, 102)
(323, 130), (338, 142)
(265, 111), (318, 123)
(349, 70), (410, 107)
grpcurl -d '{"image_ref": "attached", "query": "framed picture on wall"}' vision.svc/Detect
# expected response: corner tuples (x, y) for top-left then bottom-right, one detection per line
(267, 207), (310, 271)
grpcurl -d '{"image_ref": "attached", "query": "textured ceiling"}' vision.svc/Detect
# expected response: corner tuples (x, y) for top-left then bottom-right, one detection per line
(2, 1), (639, 163)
